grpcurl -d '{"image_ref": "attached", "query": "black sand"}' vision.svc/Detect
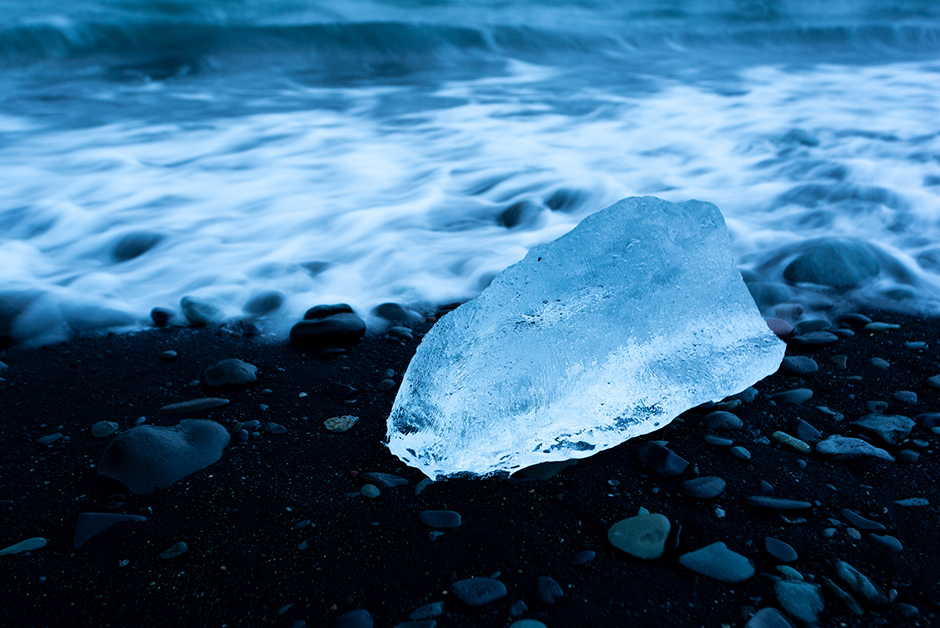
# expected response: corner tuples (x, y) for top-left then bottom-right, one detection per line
(1, 312), (938, 627)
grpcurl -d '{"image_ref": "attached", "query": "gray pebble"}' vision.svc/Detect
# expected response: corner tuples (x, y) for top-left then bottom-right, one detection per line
(871, 357), (890, 369)
(764, 537), (797, 562)
(840, 509), (885, 532)
(865, 322), (900, 331)
(91, 421), (119, 437)
(535, 576), (563, 604)
(159, 541), (188, 560)
(822, 577), (864, 615)
(745, 607), (795, 628)
(161, 350), (178, 360)
(775, 580), (824, 623)
(780, 356), (818, 376)
(0, 537), (47, 555)
(607, 513), (670, 560)
(415, 478), (433, 496)
(745, 496), (812, 510)
(704, 435), (734, 447)
(731, 445), (751, 460)
(891, 391), (917, 405)
(204, 358), (258, 387)
(926, 375), (940, 389)
(37, 433), (62, 445)
(360, 484), (380, 499)
(360, 472), (408, 488)
(419, 510), (461, 528)
(771, 388), (813, 404)
(869, 534), (903, 552)
(450, 578), (507, 606)
(681, 476), (726, 500)
(815, 435), (894, 462)
(572, 550), (596, 565)
(264, 422), (287, 434)
(851, 414), (914, 446)
(376, 379), (396, 391)
(408, 601), (444, 620)
(835, 560), (888, 606)
(894, 497), (928, 507)
(679, 542), (754, 583)
(866, 400), (889, 414)
(160, 398), (230, 413)
(703, 411), (743, 430)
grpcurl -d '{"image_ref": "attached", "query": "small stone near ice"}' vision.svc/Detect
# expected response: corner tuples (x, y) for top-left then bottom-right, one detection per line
(324, 415), (358, 432)
(815, 435), (894, 462)
(414, 478), (433, 496)
(892, 390), (917, 405)
(772, 432), (810, 454)
(771, 388), (813, 404)
(180, 296), (224, 326)
(851, 414), (914, 446)
(535, 576), (563, 604)
(774, 581), (824, 623)
(836, 313), (872, 326)
(320, 609), (373, 628)
(450, 578), (507, 606)
(160, 398), (230, 413)
(636, 442), (689, 477)
(788, 332), (838, 347)
(290, 313), (366, 349)
(791, 419), (821, 443)
(869, 534), (903, 552)
(871, 357), (890, 369)
(377, 378), (396, 391)
(264, 422), (287, 434)
(781, 356), (818, 375)
(731, 445), (751, 460)
(607, 513), (671, 560)
(304, 303), (354, 320)
(360, 484), (380, 499)
(360, 472), (407, 488)
(419, 510), (461, 528)
(745, 496), (812, 510)
(766, 318), (794, 339)
(0, 537), (47, 555)
(150, 307), (173, 327)
(372, 302), (422, 323)
(894, 497), (928, 507)
(681, 476), (726, 499)
(744, 607), (796, 628)
(840, 509), (885, 532)
(760, 481), (774, 492)
(679, 542), (754, 583)
(74, 513), (147, 548)
(764, 537), (797, 562)
(835, 560), (888, 606)
(702, 411), (743, 430)
(794, 318), (831, 334)
(408, 601), (444, 620)
(572, 550), (596, 565)
(896, 449), (920, 463)
(91, 421), (119, 437)
(204, 359), (258, 387)
(159, 541), (188, 560)
(37, 433), (62, 445)
(865, 322), (900, 332)
(704, 435), (734, 447)
(733, 387), (759, 403)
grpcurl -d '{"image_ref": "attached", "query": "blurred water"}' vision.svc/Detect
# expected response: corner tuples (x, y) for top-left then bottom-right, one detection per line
(1, 0), (939, 345)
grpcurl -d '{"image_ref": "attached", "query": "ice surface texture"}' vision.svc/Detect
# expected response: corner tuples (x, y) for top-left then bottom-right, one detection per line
(386, 197), (785, 478)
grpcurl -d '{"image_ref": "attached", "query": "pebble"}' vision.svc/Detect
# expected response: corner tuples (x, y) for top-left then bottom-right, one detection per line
(771, 431), (810, 454)
(161, 350), (178, 360)
(774, 581), (825, 623)
(821, 577), (864, 615)
(360, 484), (380, 499)
(360, 472), (407, 488)
(866, 400), (889, 413)
(917, 412), (940, 428)
(926, 375), (940, 389)
(840, 509), (885, 532)
(320, 609), (373, 628)
(304, 303), (354, 320)
(837, 313), (872, 326)
(776, 565), (803, 580)
(730, 446), (751, 460)
(91, 421), (119, 437)
(678, 542), (754, 583)
(745, 496), (812, 510)
(449, 578), (507, 606)
(324, 415), (358, 433)
(894, 497), (928, 507)
(636, 442), (689, 477)
(180, 296), (225, 326)
(871, 357), (890, 369)
(419, 511), (462, 528)
(290, 312), (366, 349)
(264, 422), (287, 434)
(204, 359), (258, 387)
(376, 379), (396, 391)
(869, 534), (903, 552)
(791, 419), (822, 443)
(835, 560), (888, 606)
(780, 356), (818, 376)
(831, 354), (848, 369)
(74, 513), (148, 548)
(788, 331), (838, 347)
(765, 318), (794, 339)
(865, 322), (900, 331)
(745, 607), (796, 628)
(572, 550), (596, 565)
(414, 478), (433, 496)
(680, 476), (726, 499)
(534, 576), (563, 604)
(37, 433), (62, 445)
(607, 513), (671, 560)
(764, 537), (798, 563)
(150, 307), (174, 327)
(244, 291), (284, 315)
(770, 388), (813, 404)
(704, 435), (734, 447)
(851, 414), (914, 446)
(408, 601), (444, 620)
(0, 537), (47, 555)
(896, 449), (920, 463)
(794, 318), (830, 333)
(159, 541), (189, 560)
(702, 411), (743, 430)
(891, 390), (917, 405)
(815, 435), (894, 462)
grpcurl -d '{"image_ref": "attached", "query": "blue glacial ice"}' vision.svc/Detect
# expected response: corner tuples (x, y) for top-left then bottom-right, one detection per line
(386, 196), (785, 478)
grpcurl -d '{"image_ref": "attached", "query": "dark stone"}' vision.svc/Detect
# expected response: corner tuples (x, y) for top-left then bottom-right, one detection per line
(535, 576), (563, 604)
(372, 302), (421, 323)
(150, 307), (174, 327)
(244, 291), (285, 315)
(290, 313), (366, 349)
(450, 578), (507, 606)
(112, 231), (164, 262)
(681, 476), (726, 500)
(788, 331), (839, 347)
(360, 472), (407, 488)
(497, 200), (542, 229)
(763, 537), (798, 563)
(917, 413), (940, 429)
(794, 319), (831, 334)
(545, 188), (587, 212)
(791, 419), (822, 443)
(204, 359), (258, 387)
(419, 510), (462, 528)
(770, 388), (813, 404)
(840, 509), (886, 532)
(636, 442), (689, 477)
(765, 318), (794, 339)
(319, 609), (373, 628)
(745, 607), (796, 628)
(836, 313), (873, 326)
(782, 238), (880, 288)
(304, 303), (354, 320)
(571, 550), (595, 565)
(326, 382), (357, 400)
(745, 496), (813, 510)
(780, 356), (818, 376)
(869, 534), (903, 552)
(851, 414), (914, 446)
(702, 411), (743, 430)
(74, 513), (147, 548)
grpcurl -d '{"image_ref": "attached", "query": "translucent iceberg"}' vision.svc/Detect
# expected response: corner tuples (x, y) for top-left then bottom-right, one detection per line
(387, 197), (785, 478)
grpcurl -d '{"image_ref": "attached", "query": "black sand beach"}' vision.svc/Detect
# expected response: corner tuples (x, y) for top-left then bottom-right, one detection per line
(1, 312), (938, 628)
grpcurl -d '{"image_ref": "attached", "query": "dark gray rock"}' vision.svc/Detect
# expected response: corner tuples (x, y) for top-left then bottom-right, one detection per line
(150, 307), (174, 327)
(372, 302), (422, 323)
(745, 496), (812, 510)
(788, 331), (839, 347)
(304, 303), (354, 320)
(97, 420), (229, 494)
(703, 411), (743, 430)
(264, 422), (287, 434)
(835, 560), (888, 606)
(244, 291), (285, 315)
(765, 318), (794, 339)
(822, 577), (864, 615)
(74, 513), (147, 548)
(851, 414), (914, 446)
(419, 510), (462, 528)
(771, 388), (813, 404)
(290, 313), (366, 349)
(681, 476), (726, 499)
(160, 398), (230, 413)
(450, 578), (507, 606)
(764, 537), (797, 562)
(780, 356), (818, 376)
(917, 413), (940, 429)
(704, 435), (734, 447)
(408, 601), (444, 620)
(816, 435), (894, 461)
(180, 296), (224, 326)
(360, 472), (408, 488)
(892, 390), (917, 405)
(607, 513), (671, 560)
(791, 419), (822, 443)
(112, 231), (163, 262)
(745, 607), (795, 628)
(535, 576), (563, 604)
(774, 581), (824, 623)
(869, 534), (903, 552)
(782, 238), (880, 288)
(204, 359), (258, 387)
(571, 550), (596, 565)
(636, 442), (689, 477)
(730, 445), (751, 460)
(679, 542), (754, 583)
(840, 509), (886, 532)
(793, 319), (830, 334)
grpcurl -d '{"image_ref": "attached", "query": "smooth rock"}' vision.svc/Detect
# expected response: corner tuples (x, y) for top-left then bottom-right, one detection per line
(607, 513), (671, 560)
(703, 411), (743, 430)
(636, 442), (689, 477)
(534, 576), (563, 604)
(917, 412), (940, 429)
(91, 421), (119, 437)
(97, 420), (230, 494)
(408, 602), (444, 620)
(871, 357), (891, 369)
(851, 414), (914, 446)
(764, 537), (798, 563)
(774, 581), (824, 623)
(160, 541), (188, 560)
(926, 375), (940, 389)
(360, 472), (408, 488)
(450, 578), (507, 606)
(745, 496), (812, 510)
(704, 435), (734, 447)
(791, 419), (822, 443)
(772, 431), (810, 454)
(835, 560), (888, 606)
(822, 577), (864, 615)
(781, 356), (818, 375)
(37, 433), (62, 445)
(869, 534), (903, 552)
(180, 296), (224, 326)
(766, 318), (794, 339)
(894, 497), (928, 507)
(74, 513), (147, 548)
(324, 415), (358, 432)
(788, 332), (838, 347)
(204, 359), (258, 387)
(304, 303), (354, 320)
(745, 607), (796, 628)
(865, 322), (900, 331)
(0, 537), (47, 555)
(160, 398), (230, 413)
(771, 388), (813, 404)
(244, 291), (284, 316)
(572, 550), (596, 565)
(840, 509), (886, 532)
(681, 476), (726, 500)
(150, 307), (174, 327)
(679, 542), (754, 582)
(783, 238), (879, 288)
(360, 484), (380, 499)
(419, 511), (462, 528)
(815, 435), (894, 462)
(892, 391), (917, 405)
(290, 313), (366, 349)
(731, 445), (751, 460)
(794, 318), (830, 333)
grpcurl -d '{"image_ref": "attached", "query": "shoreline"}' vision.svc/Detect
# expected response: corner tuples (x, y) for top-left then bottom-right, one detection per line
(1, 311), (938, 627)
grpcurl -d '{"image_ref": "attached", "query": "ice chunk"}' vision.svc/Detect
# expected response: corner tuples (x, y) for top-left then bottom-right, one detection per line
(386, 196), (785, 478)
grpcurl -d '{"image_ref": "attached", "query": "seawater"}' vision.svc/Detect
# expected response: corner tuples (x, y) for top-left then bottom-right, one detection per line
(2, 0), (939, 345)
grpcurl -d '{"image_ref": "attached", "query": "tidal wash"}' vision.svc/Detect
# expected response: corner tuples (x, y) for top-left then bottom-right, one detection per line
(386, 197), (785, 478)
